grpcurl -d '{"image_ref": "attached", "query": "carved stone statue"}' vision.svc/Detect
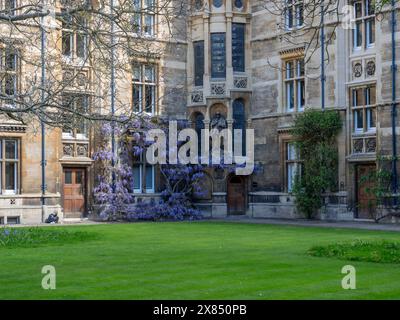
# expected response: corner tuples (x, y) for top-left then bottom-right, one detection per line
(210, 112), (227, 131)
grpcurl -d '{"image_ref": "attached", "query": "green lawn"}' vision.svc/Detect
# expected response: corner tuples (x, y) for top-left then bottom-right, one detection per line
(1, 221), (400, 299)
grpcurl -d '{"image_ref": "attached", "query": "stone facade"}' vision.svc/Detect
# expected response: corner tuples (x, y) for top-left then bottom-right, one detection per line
(1, 0), (399, 224)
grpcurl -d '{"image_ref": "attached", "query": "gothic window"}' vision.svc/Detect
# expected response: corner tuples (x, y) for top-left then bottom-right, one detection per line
(194, 113), (204, 156)
(193, 41), (204, 86)
(234, 0), (243, 9)
(232, 23), (245, 72)
(233, 99), (246, 156)
(213, 0), (223, 8)
(211, 33), (226, 78)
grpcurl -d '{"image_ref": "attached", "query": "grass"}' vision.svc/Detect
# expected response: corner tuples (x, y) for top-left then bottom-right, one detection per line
(0, 227), (97, 248)
(0, 221), (400, 299)
(308, 239), (400, 264)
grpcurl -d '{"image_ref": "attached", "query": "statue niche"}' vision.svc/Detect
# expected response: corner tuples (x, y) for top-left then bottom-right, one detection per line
(210, 112), (227, 131)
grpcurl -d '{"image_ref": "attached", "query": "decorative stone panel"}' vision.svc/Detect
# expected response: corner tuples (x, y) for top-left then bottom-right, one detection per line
(191, 90), (203, 103)
(365, 59), (376, 78)
(63, 142), (89, 157)
(352, 136), (376, 154)
(233, 76), (247, 89)
(62, 68), (91, 90)
(210, 82), (226, 96)
(76, 144), (88, 157)
(63, 143), (74, 156)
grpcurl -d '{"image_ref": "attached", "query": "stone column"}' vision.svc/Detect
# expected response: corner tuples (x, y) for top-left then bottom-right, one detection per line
(187, 17), (194, 106)
(203, 7), (210, 97)
(226, 13), (233, 91)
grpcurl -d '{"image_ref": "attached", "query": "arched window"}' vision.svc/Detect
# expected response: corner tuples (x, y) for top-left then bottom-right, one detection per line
(213, 0), (222, 7)
(194, 113), (205, 157)
(232, 99), (246, 156)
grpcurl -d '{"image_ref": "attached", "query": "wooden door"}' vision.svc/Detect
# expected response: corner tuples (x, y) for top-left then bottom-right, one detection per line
(227, 176), (245, 215)
(63, 168), (86, 218)
(356, 164), (376, 219)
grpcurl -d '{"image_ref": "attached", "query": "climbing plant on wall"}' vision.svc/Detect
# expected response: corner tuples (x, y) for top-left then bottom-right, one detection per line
(291, 109), (342, 219)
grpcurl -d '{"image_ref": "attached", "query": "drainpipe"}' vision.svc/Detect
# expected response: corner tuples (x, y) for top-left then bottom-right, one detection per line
(40, 3), (47, 216)
(110, 0), (116, 192)
(391, 0), (398, 195)
(321, 3), (325, 110)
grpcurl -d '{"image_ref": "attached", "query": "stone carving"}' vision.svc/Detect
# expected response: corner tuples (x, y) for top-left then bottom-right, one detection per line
(191, 91), (203, 103)
(210, 82), (225, 95)
(365, 137), (376, 153)
(353, 62), (362, 78)
(366, 60), (376, 77)
(353, 139), (363, 153)
(210, 112), (227, 130)
(77, 144), (88, 157)
(63, 143), (74, 156)
(234, 76), (247, 88)
(63, 70), (74, 84)
(76, 72), (88, 87)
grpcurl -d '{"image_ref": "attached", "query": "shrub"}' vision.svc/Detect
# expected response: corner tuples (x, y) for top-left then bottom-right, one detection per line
(292, 109), (342, 218)
(308, 239), (400, 264)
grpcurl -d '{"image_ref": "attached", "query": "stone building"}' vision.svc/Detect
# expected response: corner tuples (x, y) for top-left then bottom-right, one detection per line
(0, 0), (399, 224)
(186, 0), (400, 221)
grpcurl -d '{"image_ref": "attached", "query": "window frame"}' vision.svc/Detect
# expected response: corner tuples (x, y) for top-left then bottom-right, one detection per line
(350, 84), (376, 134)
(193, 40), (204, 87)
(61, 93), (90, 139)
(210, 33), (226, 79)
(0, 47), (19, 104)
(283, 58), (305, 112)
(284, 0), (304, 31)
(352, 0), (375, 51)
(0, 138), (20, 195)
(284, 141), (302, 193)
(232, 23), (245, 73)
(60, 11), (88, 62)
(132, 0), (156, 36)
(232, 99), (246, 156)
(132, 154), (155, 193)
(132, 63), (157, 114)
(3, 0), (16, 16)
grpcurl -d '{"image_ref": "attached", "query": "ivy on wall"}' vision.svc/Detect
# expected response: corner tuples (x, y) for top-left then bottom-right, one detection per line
(291, 109), (342, 219)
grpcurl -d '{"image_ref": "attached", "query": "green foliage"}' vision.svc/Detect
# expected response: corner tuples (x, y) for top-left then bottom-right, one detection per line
(0, 227), (97, 248)
(358, 155), (400, 222)
(292, 109), (342, 219)
(308, 239), (400, 264)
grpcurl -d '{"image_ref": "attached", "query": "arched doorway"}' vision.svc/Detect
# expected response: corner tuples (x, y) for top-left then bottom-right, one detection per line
(227, 175), (246, 215)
